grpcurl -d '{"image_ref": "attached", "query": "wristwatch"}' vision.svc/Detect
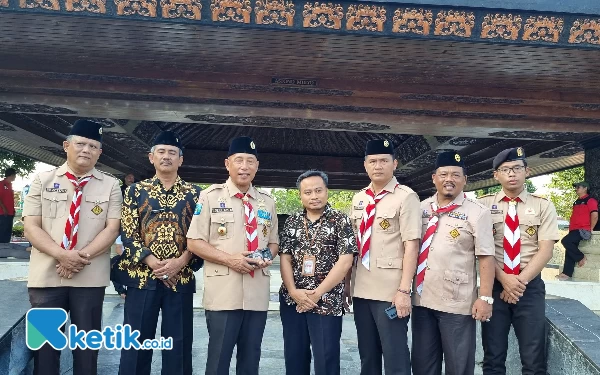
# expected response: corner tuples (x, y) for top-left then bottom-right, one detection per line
(479, 296), (494, 305)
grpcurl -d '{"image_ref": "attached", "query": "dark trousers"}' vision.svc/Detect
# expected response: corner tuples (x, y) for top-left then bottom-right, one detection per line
(280, 299), (343, 375)
(28, 287), (105, 375)
(561, 230), (585, 276)
(119, 283), (194, 375)
(0, 214), (14, 242)
(205, 309), (267, 375)
(110, 255), (127, 295)
(411, 306), (476, 375)
(481, 276), (546, 375)
(353, 298), (411, 375)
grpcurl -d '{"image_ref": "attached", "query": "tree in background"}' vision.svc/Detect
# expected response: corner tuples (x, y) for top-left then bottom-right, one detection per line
(269, 188), (356, 215)
(0, 150), (36, 176)
(474, 179), (536, 198)
(546, 166), (584, 220)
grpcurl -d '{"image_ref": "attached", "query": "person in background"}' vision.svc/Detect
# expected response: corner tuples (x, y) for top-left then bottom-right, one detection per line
(0, 167), (17, 243)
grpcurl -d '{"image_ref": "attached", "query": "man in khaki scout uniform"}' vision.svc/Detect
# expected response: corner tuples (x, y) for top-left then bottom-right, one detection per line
(412, 151), (495, 375)
(187, 136), (279, 375)
(478, 147), (559, 375)
(23, 119), (122, 375)
(349, 139), (421, 375)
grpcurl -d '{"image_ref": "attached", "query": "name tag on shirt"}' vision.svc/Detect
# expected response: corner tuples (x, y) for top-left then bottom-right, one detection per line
(490, 210), (503, 215)
(212, 208), (233, 213)
(45, 188), (67, 193)
(447, 211), (467, 220)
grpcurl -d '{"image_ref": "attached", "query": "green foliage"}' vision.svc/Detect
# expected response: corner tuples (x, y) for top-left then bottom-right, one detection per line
(0, 151), (36, 177)
(547, 166), (584, 220)
(12, 223), (24, 238)
(474, 179), (536, 198)
(270, 188), (356, 215)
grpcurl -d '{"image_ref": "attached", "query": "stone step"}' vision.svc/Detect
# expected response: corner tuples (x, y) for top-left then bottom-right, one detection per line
(572, 267), (600, 282)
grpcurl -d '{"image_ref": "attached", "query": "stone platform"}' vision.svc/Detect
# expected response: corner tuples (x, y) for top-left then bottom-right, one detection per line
(571, 231), (600, 282)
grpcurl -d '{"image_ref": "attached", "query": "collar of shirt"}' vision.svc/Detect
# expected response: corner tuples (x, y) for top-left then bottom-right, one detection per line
(57, 162), (103, 180)
(303, 203), (333, 226)
(367, 176), (399, 195)
(225, 177), (259, 199)
(496, 188), (529, 204)
(150, 175), (183, 191)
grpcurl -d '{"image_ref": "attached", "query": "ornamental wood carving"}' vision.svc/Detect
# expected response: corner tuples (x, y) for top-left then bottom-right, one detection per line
(569, 19), (600, 45)
(303, 2), (343, 30)
(161, 0), (201, 19)
(211, 0), (251, 23)
(392, 8), (432, 35)
(65, 0), (106, 13)
(522, 16), (563, 43)
(19, 0), (59, 10)
(346, 4), (386, 32)
(115, 0), (157, 16)
(480, 13), (522, 40)
(255, 0), (295, 26)
(434, 10), (475, 37)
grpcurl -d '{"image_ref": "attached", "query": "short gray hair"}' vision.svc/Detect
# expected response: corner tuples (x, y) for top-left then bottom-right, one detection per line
(296, 170), (329, 189)
(150, 145), (183, 157)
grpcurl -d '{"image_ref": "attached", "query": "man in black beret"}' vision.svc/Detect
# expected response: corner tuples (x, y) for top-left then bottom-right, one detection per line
(115, 130), (203, 375)
(479, 147), (559, 375)
(349, 139), (421, 375)
(24, 119), (123, 375)
(412, 151), (495, 375)
(187, 136), (279, 375)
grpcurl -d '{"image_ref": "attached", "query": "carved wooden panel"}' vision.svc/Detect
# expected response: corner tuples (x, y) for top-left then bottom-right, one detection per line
(569, 19), (600, 45)
(255, 0), (294, 26)
(65, 0), (106, 13)
(346, 4), (386, 32)
(392, 8), (432, 35)
(434, 10), (475, 37)
(522, 16), (563, 43)
(481, 13), (522, 40)
(19, 0), (59, 10)
(114, 0), (157, 16)
(303, 2), (343, 29)
(161, 0), (201, 19)
(211, 0), (251, 23)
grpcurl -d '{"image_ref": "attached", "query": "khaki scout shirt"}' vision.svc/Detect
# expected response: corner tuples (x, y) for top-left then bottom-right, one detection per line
(478, 189), (560, 271)
(350, 177), (422, 303)
(187, 178), (279, 311)
(23, 163), (122, 288)
(412, 193), (495, 315)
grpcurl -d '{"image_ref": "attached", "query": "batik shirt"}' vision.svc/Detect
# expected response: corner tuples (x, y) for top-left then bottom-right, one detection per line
(279, 204), (357, 316)
(115, 176), (202, 292)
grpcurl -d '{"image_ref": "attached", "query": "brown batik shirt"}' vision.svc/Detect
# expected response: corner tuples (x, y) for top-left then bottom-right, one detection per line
(279, 204), (358, 316)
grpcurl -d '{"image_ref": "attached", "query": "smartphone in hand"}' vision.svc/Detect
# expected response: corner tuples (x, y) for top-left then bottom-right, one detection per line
(384, 305), (398, 320)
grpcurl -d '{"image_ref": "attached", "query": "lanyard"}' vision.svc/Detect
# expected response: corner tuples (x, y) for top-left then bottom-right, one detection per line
(303, 214), (324, 251)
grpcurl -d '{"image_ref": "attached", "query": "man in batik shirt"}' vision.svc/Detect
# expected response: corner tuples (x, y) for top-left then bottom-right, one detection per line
(114, 131), (202, 375)
(279, 170), (357, 375)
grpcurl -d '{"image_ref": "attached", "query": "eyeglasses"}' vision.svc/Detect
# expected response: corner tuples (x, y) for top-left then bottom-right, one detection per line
(497, 166), (525, 175)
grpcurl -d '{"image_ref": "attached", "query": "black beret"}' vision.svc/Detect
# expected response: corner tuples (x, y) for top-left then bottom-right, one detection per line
(228, 136), (257, 157)
(492, 147), (526, 170)
(70, 119), (103, 143)
(153, 131), (183, 150)
(365, 139), (394, 156)
(435, 151), (465, 169)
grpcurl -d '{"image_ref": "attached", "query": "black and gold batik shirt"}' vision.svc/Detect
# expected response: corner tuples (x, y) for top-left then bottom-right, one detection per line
(279, 204), (358, 316)
(115, 176), (202, 293)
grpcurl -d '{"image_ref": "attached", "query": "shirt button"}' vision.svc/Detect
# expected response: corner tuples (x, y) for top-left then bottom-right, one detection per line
(53, 197), (57, 201)
(388, 262), (392, 266)
(426, 266), (430, 270)
(214, 269), (218, 273)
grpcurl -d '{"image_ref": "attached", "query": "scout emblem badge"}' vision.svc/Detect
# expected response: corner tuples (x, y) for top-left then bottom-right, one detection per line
(218, 218), (227, 236)
(379, 219), (390, 230)
(91, 200), (103, 215)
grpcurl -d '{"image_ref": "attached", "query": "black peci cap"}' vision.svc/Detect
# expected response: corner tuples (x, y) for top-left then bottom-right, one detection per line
(228, 136), (257, 157)
(153, 130), (183, 150)
(70, 119), (103, 143)
(365, 139), (394, 157)
(492, 147), (526, 170)
(435, 151), (465, 169)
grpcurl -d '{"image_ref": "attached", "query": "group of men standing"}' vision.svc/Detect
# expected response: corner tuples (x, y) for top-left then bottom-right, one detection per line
(22, 118), (561, 375)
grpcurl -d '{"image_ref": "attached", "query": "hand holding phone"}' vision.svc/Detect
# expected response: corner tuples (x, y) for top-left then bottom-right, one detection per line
(384, 305), (398, 320)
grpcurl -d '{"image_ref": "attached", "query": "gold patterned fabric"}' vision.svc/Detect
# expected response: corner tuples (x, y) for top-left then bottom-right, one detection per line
(114, 176), (202, 292)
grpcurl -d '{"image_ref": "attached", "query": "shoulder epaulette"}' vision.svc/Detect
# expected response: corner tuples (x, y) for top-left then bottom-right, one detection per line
(98, 170), (118, 180)
(257, 188), (273, 199)
(530, 193), (549, 200)
(203, 184), (224, 194)
(478, 193), (495, 199)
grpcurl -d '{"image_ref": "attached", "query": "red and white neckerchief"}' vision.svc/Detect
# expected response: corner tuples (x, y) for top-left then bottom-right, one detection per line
(502, 196), (522, 274)
(416, 195), (463, 295)
(61, 172), (93, 250)
(357, 184), (398, 270)
(235, 192), (258, 277)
